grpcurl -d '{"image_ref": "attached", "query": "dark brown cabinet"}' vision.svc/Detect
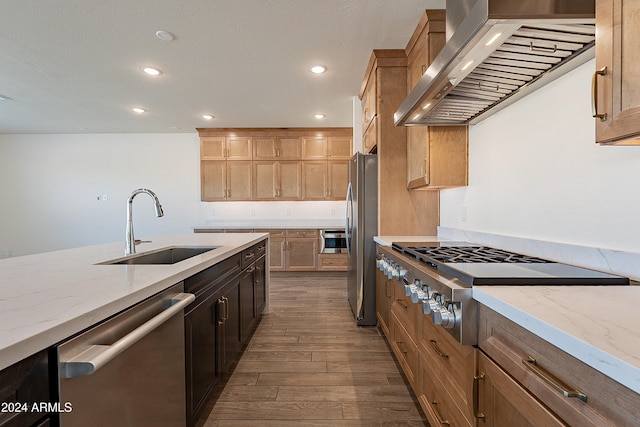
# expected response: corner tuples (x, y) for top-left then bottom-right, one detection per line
(184, 240), (267, 427)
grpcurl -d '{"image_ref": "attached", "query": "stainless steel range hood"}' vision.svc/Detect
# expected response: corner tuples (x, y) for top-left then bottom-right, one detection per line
(394, 0), (595, 126)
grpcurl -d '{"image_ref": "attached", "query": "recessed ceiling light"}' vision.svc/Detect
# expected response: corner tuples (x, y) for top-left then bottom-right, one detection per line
(155, 30), (175, 42)
(310, 65), (327, 74)
(141, 66), (162, 76)
(202, 114), (214, 120)
(132, 107), (146, 113)
(314, 114), (325, 119)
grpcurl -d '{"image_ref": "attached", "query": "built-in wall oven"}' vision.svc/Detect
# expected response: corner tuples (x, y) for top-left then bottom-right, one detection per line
(320, 229), (347, 254)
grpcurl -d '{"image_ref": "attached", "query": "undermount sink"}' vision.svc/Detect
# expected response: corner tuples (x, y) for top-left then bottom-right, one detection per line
(100, 246), (220, 265)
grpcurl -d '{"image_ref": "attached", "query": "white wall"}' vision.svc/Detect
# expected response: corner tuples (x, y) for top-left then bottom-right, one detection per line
(440, 59), (640, 253)
(0, 133), (345, 256)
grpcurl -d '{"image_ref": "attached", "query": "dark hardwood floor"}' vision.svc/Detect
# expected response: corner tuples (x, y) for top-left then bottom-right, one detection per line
(196, 272), (428, 426)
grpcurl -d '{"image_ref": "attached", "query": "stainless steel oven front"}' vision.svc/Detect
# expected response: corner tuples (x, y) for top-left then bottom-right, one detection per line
(320, 229), (347, 253)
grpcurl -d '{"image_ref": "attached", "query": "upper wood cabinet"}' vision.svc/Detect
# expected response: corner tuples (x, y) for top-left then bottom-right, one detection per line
(253, 137), (302, 160)
(361, 77), (377, 135)
(198, 128), (352, 201)
(405, 10), (468, 189)
(201, 136), (252, 160)
(594, 0), (640, 145)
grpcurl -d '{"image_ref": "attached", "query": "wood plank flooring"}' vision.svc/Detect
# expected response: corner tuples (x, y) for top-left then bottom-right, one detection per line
(196, 272), (428, 427)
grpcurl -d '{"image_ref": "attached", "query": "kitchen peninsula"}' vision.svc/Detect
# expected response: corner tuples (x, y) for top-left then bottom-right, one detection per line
(0, 232), (267, 371)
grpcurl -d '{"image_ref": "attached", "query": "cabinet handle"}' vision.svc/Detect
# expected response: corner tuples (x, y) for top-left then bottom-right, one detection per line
(396, 341), (408, 355)
(396, 299), (408, 309)
(364, 107), (369, 122)
(421, 64), (426, 75)
(244, 252), (255, 259)
(523, 356), (587, 402)
(473, 372), (486, 419)
(246, 266), (255, 273)
(223, 297), (229, 322)
(429, 339), (449, 359)
(591, 66), (607, 122)
(216, 297), (225, 325)
(430, 401), (450, 426)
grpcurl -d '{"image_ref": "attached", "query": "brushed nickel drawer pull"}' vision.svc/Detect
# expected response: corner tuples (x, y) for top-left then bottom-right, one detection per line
(592, 66), (607, 122)
(529, 41), (557, 53)
(473, 372), (486, 419)
(430, 400), (450, 425)
(523, 356), (587, 402)
(429, 339), (449, 359)
(396, 299), (408, 309)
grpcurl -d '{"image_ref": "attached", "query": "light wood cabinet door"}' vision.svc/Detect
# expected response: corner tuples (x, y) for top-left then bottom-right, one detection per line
(595, 0), (640, 145)
(268, 235), (285, 271)
(285, 238), (317, 271)
(253, 161), (278, 199)
(302, 137), (328, 159)
(201, 137), (227, 160)
(362, 117), (377, 153)
(226, 161), (252, 200)
(253, 161), (301, 200)
(361, 76), (377, 134)
(375, 266), (392, 337)
(278, 161), (302, 200)
(253, 137), (302, 160)
(476, 352), (565, 427)
(302, 161), (328, 200)
(201, 161), (226, 200)
(328, 161), (348, 200)
(327, 136), (352, 159)
(226, 136), (253, 159)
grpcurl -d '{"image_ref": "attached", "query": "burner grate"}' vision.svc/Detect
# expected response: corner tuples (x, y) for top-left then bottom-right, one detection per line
(401, 245), (550, 264)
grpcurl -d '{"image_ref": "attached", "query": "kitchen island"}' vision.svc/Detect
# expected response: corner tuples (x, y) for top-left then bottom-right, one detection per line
(0, 232), (268, 371)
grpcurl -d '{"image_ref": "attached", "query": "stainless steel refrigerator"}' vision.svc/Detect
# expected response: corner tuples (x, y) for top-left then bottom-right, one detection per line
(345, 152), (378, 326)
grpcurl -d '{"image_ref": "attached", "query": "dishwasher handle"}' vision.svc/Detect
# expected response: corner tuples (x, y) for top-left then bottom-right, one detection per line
(60, 292), (195, 379)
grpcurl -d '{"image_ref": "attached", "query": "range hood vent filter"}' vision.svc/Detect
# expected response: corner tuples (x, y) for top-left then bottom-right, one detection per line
(395, 1), (596, 126)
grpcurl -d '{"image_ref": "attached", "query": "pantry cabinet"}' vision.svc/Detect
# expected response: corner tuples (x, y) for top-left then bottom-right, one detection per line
(198, 128), (351, 201)
(405, 10), (468, 189)
(594, 0), (640, 145)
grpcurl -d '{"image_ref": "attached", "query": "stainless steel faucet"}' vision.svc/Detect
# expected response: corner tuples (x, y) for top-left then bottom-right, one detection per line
(125, 188), (164, 255)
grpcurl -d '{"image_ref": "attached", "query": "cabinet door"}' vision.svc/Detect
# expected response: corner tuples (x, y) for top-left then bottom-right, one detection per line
(201, 137), (227, 160)
(375, 266), (392, 337)
(362, 117), (377, 153)
(278, 137), (302, 159)
(595, 0), (640, 145)
(201, 161), (226, 201)
(285, 238), (317, 271)
(477, 352), (565, 427)
(277, 161), (302, 200)
(226, 136), (252, 159)
(328, 160), (348, 200)
(226, 161), (252, 200)
(254, 257), (266, 316)
(185, 290), (220, 424)
(218, 279), (241, 374)
(361, 77), (377, 134)
(327, 136), (352, 159)
(253, 161), (278, 200)
(302, 137), (328, 159)
(268, 235), (286, 271)
(240, 268), (256, 342)
(302, 161), (328, 200)
(253, 138), (278, 160)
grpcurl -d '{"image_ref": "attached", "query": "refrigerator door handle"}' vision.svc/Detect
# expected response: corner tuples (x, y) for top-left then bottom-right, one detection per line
(345, 182), (353, 256)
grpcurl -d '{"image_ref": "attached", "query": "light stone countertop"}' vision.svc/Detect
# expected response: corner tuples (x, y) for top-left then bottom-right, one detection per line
(374, 235), (640, 394)
(194, 219), (346, 230)
(0, 232), (267, 371)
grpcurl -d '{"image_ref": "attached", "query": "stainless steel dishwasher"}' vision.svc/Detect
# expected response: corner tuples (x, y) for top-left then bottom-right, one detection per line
(56, 283), (194, 426)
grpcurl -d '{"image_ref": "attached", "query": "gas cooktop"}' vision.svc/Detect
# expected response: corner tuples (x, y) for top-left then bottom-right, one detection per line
(391, 241), (629, 286)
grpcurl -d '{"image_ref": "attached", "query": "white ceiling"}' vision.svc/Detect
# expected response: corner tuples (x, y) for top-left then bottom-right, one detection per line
(0, 0), (446, 134)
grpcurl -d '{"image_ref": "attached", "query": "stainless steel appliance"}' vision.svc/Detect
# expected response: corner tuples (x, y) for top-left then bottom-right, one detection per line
(56, 283), (194, 426)
(320, 229), (347, 253)
(394, 0), (596, 126)
(377, 241), (628, 345)
(345, 152), (378, 325)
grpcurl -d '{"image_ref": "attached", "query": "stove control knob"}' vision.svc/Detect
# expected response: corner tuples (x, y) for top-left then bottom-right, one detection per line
(397, 267), (408, 279)
(432, 304), (457, 329)
(410, 288), (427, 304)
(422, 293), (440, 315)
(404, 283), (418, 297)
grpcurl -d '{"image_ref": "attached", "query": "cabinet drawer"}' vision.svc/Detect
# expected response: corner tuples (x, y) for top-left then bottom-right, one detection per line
(419, 352), (473, 427)
(391, 280), (421, 339)
(479, 305), (640, 427)
(255, 228), (285, 237)
(420, 316), (476, 422)
(241, 240), (266, 269)
(316, 253), (347, 271)
(390, 311), (418, 387)
(285, 229), (317, 238)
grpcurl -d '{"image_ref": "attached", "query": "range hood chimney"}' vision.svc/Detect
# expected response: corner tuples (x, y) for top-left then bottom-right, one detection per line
(394, 0), (595, 126)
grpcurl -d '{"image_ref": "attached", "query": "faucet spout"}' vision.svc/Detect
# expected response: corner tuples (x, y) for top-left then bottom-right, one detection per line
(125, 188), (164, 255)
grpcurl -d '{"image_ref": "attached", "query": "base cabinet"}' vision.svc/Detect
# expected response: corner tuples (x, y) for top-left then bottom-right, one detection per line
(184, 240), (267, 427)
